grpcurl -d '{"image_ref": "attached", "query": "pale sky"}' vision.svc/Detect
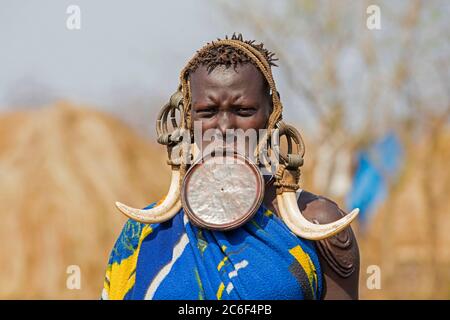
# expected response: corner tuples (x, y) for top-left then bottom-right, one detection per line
(0, 1), (293, 134)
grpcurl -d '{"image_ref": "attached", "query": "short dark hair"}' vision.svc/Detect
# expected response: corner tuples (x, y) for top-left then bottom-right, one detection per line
(186, 33), (277, 98)
(185, 33), (278, 76)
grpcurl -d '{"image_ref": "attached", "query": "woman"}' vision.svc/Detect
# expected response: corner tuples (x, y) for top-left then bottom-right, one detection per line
(101, 34), (360, 300)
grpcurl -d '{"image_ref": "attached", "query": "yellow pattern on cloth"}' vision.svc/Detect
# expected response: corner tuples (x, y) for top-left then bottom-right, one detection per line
(103, 225), (153, 300)
(289, 245), (318, 296)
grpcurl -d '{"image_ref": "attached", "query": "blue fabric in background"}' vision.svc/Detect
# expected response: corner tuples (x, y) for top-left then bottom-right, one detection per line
(345, 132), (403, 227)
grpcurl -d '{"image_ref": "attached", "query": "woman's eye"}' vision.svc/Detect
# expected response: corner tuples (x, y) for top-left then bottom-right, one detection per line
(196, 108), (216, 117)
(236, 108), (256, 116)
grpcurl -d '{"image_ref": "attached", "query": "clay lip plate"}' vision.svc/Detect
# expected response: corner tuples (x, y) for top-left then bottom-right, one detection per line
(181, 152), (264, 231)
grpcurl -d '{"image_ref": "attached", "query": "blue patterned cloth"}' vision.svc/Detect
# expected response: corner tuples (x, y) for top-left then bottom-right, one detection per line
(102, 202), (323, 300)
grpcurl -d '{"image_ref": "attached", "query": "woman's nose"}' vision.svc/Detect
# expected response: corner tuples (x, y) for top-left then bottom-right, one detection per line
(217, 111), (236, 135)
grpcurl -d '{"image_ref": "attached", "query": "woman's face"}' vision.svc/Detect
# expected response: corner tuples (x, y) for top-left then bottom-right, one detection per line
(189, 63), (272, 136)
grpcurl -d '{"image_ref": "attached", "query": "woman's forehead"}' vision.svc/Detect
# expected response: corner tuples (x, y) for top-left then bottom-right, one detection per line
(189, 64), (266, 93)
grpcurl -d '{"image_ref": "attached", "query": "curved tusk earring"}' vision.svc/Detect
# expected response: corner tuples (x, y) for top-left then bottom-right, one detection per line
(271, 122), (359, 240)
(115, 168), (182, 224)
(276, 191), (359, 240)
(115, 90), (187, 224)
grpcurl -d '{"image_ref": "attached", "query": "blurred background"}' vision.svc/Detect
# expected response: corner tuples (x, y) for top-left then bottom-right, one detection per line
(0, 0), (448, 299)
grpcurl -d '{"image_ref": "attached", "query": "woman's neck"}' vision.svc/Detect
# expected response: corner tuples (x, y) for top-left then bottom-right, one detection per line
(262, 175), (280, 216)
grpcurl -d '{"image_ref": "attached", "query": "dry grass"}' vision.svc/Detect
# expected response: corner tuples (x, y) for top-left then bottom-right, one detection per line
(357, 131), (450, 299)
(0, 102), (170, 299)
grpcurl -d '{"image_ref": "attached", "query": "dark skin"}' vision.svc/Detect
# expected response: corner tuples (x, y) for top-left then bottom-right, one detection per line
(190, 64), (271, 136)
(190, 63), (360, 300)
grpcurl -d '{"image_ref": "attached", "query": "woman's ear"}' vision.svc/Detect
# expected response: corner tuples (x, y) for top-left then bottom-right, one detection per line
(269, 100), (274, 118)
(263, 99), (273, 128)
(270, 90), (280, 101)
(267, 90), (277, 115)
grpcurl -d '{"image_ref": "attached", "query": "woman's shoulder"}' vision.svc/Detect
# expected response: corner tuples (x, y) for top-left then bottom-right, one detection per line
(297, 190), (349, 224)
(297, 190), (360, 299)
